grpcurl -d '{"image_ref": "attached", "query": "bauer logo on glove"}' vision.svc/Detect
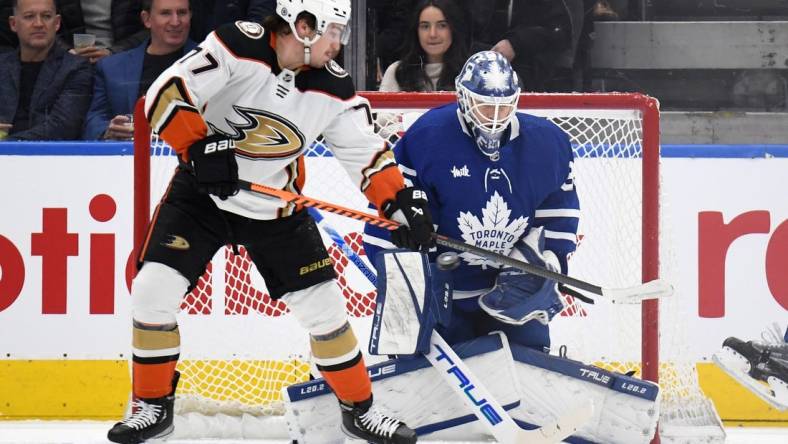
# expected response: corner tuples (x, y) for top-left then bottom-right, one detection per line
(187, 134), (240, 200)
(382, 187), (435, 252)
(203, 139), (232, 154)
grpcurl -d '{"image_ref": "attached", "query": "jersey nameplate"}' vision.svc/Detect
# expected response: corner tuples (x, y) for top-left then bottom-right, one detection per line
(235, 21), (264, 39)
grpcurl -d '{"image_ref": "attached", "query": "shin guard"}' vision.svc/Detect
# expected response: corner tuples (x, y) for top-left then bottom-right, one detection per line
(311, 322), (371, 403)
(132, 320), (180, 399)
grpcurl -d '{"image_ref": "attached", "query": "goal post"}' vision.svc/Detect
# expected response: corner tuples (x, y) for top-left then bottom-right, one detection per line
(132, 92), (723, 442)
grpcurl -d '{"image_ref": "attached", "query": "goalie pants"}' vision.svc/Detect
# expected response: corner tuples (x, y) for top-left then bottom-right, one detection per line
(440, 299), (551, 352)
(131, 169), (371, 402)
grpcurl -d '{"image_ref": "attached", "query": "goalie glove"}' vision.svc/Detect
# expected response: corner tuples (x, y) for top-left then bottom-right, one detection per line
(479, 227), (566, 325)
(382, 187), (435, 251)
(187, 135), (239, 200)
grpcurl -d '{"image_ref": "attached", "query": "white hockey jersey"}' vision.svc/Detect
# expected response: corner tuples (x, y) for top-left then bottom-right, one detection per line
(145, 21), (403, 220)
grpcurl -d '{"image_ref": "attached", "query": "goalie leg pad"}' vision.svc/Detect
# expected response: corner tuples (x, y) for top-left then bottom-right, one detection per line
(131, 261), (190, 325)
(370, 250), (452, 355)
(284, 333), (521, 444)
(510, 344), (660, 444)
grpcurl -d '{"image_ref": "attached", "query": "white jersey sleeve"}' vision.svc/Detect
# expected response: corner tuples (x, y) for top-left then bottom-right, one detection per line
(144, 23), (265, 154)
(322, 97), (403, 212)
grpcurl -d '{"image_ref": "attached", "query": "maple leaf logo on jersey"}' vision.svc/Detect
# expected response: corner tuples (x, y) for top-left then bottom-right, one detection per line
(457, 191), (528, 269)
(219, 105), (306, 159)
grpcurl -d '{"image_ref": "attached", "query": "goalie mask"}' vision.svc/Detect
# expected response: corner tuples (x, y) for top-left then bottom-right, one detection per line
(276, 0), (351, 64)
(456, 51), (521, 161)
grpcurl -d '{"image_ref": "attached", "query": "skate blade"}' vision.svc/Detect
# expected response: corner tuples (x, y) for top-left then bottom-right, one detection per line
(714, 346), (752, 373)
(713, 348), (787, 411)
(146, 424), (175, 442)
(767, 376), (788, 411)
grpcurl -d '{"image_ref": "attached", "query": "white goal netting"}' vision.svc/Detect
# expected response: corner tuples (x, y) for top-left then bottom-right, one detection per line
(133, 92), (724, 441)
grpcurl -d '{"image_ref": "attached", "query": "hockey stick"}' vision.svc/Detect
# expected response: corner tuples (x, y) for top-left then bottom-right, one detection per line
(239, 180), (673, 304)
(307, 207), (593, 443)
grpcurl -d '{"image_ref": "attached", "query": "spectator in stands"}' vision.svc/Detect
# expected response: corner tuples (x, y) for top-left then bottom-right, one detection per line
(379, 0), (467, 92)
(369, 0), (415, 82)
(1, 1), (147, 62)
(61, 1), (147, 64)
(0, 0), (93, 140)
(82, 0), (195, 140)
(188, 0), (275, 42)
(457, 0), (574, 92)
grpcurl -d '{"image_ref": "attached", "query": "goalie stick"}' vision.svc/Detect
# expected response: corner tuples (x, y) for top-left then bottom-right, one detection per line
(240, 180), (673, 304)
(307, 207), (593, 443)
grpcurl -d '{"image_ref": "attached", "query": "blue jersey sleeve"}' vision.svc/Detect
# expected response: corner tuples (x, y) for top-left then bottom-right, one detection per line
(531, 126), (580, 274)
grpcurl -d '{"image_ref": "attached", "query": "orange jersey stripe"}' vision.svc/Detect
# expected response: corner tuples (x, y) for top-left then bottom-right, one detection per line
(159, 108), (208, 156)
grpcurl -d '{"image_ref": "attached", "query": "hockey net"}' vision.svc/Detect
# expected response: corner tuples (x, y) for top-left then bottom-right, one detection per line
(133, 92), (724, 441)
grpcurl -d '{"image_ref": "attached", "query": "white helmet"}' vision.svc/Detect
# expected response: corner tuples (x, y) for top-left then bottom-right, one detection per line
(276, 0), (352, 47)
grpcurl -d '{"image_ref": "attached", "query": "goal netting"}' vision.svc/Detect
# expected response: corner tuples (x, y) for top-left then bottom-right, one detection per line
(133, 92), (724, 442)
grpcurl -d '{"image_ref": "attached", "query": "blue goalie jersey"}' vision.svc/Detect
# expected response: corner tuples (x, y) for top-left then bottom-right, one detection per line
(364, 103), (580, 300)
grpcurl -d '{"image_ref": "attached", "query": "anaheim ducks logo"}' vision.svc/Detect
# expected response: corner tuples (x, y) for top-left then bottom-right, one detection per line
(161, 234), (190, 251)
(221, 106), (305, 159)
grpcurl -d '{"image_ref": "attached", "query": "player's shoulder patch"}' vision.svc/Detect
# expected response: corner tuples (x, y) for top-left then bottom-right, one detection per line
(295, 63), (355, 100)
(235, 20), (264, 39)
(325, 59), (349, 78)
(214, 21), (275, 65)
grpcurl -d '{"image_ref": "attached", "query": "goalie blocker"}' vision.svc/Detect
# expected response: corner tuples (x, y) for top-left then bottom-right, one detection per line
(369, 250), (453, 356)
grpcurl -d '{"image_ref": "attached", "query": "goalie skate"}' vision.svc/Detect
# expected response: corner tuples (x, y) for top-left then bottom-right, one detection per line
(712, 337), (788, 411)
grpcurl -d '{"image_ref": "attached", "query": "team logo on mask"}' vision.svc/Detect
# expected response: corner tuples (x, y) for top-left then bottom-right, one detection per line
(219, 106), (306, 159)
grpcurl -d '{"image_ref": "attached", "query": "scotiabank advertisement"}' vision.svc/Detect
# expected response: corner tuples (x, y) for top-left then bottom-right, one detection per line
(1, 143), (787, 421)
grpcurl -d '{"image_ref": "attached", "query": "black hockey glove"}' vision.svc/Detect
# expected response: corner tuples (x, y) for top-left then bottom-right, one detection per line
(187, 135), (239, 200)
(382, 187), (435, 251)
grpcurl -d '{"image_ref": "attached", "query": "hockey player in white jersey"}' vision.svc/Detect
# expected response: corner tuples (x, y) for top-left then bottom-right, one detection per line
(107, 1), (431, 443)
(365, 50), (579, 351)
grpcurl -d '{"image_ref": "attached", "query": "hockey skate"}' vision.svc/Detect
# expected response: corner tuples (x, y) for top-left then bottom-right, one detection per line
(713, 330), (788, 411)
(339, 395), (417, 444)
(107, 371), (180, 443)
